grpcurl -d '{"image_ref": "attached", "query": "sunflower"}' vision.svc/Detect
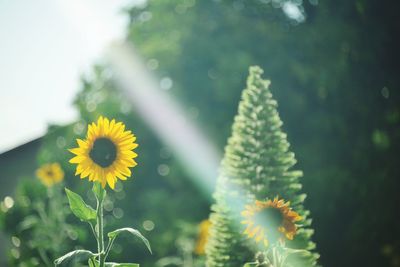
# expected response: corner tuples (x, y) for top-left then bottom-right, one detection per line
(241, 197), (302, 247)
(36, 163), (64, 187)
(195, 219), (212, 255)
(69, 116), (138, 189)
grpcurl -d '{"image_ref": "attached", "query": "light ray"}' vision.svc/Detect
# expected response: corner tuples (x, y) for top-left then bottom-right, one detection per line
(106, 43), (221, 198)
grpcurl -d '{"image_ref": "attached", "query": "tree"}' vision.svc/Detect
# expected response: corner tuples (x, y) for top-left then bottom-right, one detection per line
(206, 66), (318, 266)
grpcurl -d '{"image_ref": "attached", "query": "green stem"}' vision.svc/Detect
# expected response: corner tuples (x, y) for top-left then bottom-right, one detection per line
(104, 236), (116, 259)
(97, 196), (105, 267)
(90, 222), (98, 242)
(272, 246), (278, 267)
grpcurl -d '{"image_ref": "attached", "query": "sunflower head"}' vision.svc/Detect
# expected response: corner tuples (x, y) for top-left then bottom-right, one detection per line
(195, 219), (212, 255)
(36, 163), (64, 187)
(241, 197), (302, 247)
(69, 116), (138, 189)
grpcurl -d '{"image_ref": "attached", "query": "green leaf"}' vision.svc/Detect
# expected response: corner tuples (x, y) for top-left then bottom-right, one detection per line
(243, 263), (257, 267)
(106, 263), (139, 267)
(89, 260), (139, 267)
(108, 227), (152, 254)
(283, 247), (313, 257)
(65, 188), (97, 223)
(93, 182), (107, 202)
(55, 250), (96, 266)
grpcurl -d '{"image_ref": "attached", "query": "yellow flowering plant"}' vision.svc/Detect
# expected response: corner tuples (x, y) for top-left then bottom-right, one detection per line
(155, 220), (207, 267)
(242, 198), (311, 267)
(36, 162), (65, 187)
(55, 117), (151, 267)
(0, 164), (71, 266)
(194, 219), (211, 255)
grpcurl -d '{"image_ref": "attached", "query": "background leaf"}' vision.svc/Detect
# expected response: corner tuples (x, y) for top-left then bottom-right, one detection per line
(108, 227), (152, 254)
(65, 188), (97, 223)
(106, 263), (139, 267)
(54, 249), (96, 266)
(89, 260), (139, 267)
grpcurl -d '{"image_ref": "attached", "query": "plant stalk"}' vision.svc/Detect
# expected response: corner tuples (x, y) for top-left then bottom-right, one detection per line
(97, 194), (105, 267)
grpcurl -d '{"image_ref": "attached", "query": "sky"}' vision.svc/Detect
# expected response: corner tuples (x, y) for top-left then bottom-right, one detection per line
(0, 0), (143, 153)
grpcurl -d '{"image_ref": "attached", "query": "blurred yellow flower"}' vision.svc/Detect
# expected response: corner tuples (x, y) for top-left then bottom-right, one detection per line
(69, 116), (138, 189)
(241, 197), (302, 247)
(195, 219), (211, 255)
(36, 163), (64, 187)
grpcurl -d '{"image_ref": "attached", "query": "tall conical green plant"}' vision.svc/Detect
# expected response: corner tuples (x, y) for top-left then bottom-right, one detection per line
(206, 66), (319, 266)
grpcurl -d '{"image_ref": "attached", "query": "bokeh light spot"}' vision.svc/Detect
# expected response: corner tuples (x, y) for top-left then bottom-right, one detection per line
(143, 220), (155, 231)
(4, 196), (14, 209)
(381, 87), (390, 99)
(146, 59), (159, 70)
(158, 164), (170, 176)
(11, 236), (20, 247)
(113, 207), (124, 219)
(160, 77), (173, 90)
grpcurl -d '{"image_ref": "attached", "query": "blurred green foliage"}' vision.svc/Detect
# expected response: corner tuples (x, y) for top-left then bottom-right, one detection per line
(1, 0), (399, 266)
(126, 0), (400, 266)
(0, 179), (89, 266)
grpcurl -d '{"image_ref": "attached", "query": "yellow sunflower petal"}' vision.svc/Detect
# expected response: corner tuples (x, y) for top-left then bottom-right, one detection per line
(77, 139), (89, 148)
(109, 120), (117, 132)
(106, 173), (116, 189)
(69, 156), (85, 163)
(101, 178), (107, 188)
(80, 164), (93, 179)
(120, 150), (138, 159)
(69, 148), (85, 155)
(103, 117), (110, 135)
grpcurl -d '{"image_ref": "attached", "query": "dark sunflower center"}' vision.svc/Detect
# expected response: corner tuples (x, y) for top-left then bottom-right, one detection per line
(46, 170), (54, 177)
(260, 208), (284, 228)
(89, 137), (117, 168)
(256, 207), (284, 242)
